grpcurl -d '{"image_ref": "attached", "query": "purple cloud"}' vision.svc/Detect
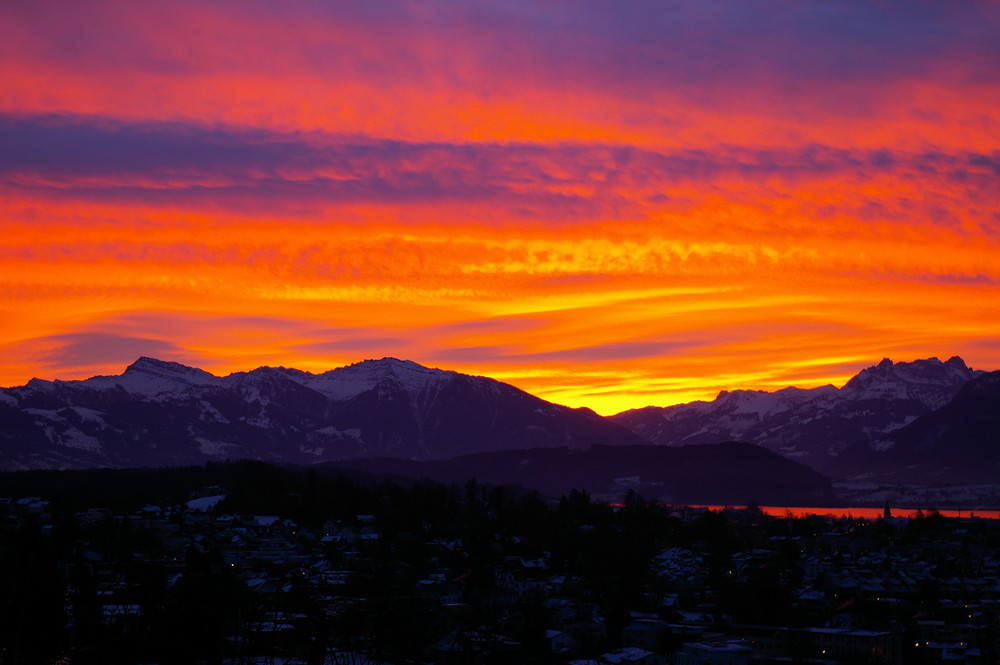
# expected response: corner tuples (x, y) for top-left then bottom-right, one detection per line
(38, 332), (182, 369)
(3, 114), (998, 228)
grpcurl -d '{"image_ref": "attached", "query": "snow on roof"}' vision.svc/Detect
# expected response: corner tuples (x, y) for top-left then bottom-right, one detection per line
(187, 494), (226, 511)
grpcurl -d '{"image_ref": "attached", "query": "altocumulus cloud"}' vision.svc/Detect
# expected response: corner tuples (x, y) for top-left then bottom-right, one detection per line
(3, 114), (998, 225)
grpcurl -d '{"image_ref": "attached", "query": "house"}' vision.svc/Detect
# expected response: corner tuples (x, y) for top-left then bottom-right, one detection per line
(359, 526), (381, 541)
(601, 646), (667, 665)
(16, 497), (50, 514)
(496, 570), (549, 597)
(428, 630), (523, 665)
(334, 526), (358, 544)
(777, 627), (904, 665)
(674, 641), (751, 665)
(623, 618), (670, 653)
(546, 629), (581, 654)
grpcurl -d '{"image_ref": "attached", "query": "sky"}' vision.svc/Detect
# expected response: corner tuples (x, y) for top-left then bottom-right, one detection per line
(1, 1), (999, 415)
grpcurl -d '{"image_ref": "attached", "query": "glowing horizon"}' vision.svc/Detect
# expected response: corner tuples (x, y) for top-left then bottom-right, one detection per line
(2, 2), (998, 415)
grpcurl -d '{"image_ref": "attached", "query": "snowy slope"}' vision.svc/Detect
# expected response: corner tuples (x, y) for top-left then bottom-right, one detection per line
(611, 357), (983, 470)
(0, 357), (642, 470)
(829, 370), (1000, 483)
(298, 358), (458, 401)
(840, 356), (976, 408)
(68, 357), (218, 396)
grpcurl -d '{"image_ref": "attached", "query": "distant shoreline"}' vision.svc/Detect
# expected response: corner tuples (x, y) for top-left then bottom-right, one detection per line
(691, 505), (1000, 520)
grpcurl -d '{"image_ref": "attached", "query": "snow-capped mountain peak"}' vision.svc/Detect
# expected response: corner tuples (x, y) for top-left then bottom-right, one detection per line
(0, 356), (643, 469)
(711, 383), (839, 419)
(609, 356), (984, 471)
(301, 357), (458, 401)
(124, 356), (214, 380)
(97, 356), (217, 396)
(18, 356), (218, 398)
(840, 356), (981, 408)
(715, 389), (792, 418)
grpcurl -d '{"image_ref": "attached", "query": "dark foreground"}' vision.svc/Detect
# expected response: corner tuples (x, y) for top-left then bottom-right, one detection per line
(1, 462), (999, 665)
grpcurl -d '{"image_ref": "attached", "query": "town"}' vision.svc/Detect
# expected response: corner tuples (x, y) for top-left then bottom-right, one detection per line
(2, 462), (999, 665)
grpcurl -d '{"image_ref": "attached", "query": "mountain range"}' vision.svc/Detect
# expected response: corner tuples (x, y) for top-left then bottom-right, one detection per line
(610, 356), (985, 476)
(0, 356), (642, 470)
(1, 355), (997, 499)
(828, 369), (1000, 484)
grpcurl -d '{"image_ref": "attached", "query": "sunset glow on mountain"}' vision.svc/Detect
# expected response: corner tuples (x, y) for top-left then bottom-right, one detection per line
(2, 2), (998, 414)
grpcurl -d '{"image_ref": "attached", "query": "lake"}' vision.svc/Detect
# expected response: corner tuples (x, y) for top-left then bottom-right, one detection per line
(695, 505), (1000, 520)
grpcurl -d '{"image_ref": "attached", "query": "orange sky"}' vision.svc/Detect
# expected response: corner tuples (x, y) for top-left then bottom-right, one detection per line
(1, 1), (998, 414)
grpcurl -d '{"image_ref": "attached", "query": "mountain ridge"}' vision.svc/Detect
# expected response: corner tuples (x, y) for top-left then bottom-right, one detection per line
(0, 356), (644, 470)
(826, 369), (1000, 484)
(1, 355), (995, 493)
(609, 356), (984, 470)
(327, 442), (838, 507)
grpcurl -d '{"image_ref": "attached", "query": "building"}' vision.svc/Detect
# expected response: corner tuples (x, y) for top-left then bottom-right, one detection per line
(674, 640), (751, 665)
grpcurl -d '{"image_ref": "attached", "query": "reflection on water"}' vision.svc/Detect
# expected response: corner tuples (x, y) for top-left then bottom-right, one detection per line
(694, 505), (1000, 520)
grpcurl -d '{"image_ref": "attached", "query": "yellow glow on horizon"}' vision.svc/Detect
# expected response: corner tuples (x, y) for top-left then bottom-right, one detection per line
(2, 3), (999, 413)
